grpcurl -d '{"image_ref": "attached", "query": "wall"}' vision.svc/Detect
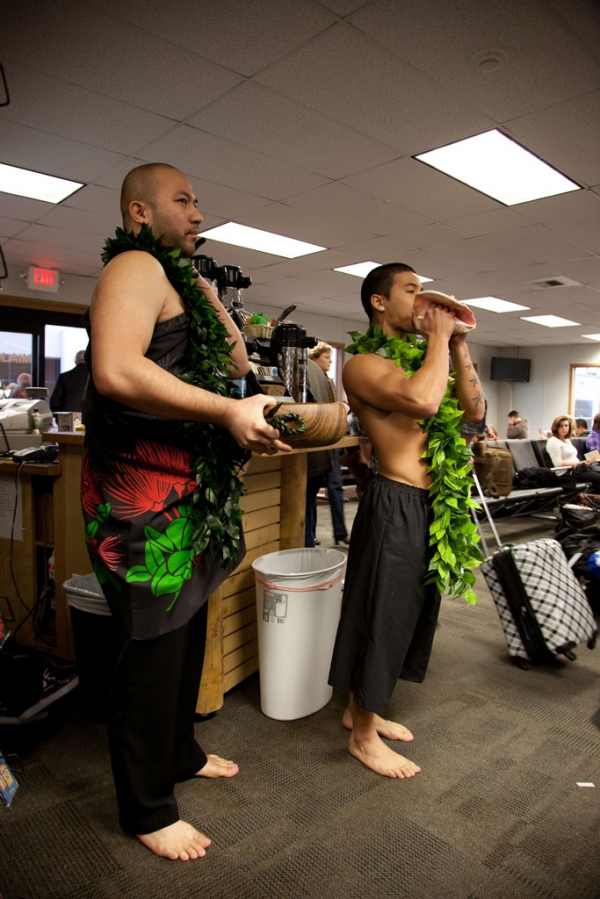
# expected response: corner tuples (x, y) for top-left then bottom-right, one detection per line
(494, 344), (600, 436)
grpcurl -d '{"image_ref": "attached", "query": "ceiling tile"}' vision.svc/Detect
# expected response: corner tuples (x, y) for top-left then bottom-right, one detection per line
(484, 225), (589, 263)
(137, 124), (329, 200)
(546, 214), (600, 256)
(187, 81), (400, 180)
(506, 91), (600, 187)
(342, 157), (498, 220)
(87, 0), (338, 77)
(350, 0), (600, 121)
(0, 120), (125, 182)
(2, 1), (244, 120)
(285, 182), (432, 235)
(255, 22), (493, 154)
(1, 64), (177, 155)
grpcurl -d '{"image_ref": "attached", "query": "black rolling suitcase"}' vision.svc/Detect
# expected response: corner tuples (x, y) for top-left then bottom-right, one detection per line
(481, 538), (597, 668)
(472, 471), (598, 668)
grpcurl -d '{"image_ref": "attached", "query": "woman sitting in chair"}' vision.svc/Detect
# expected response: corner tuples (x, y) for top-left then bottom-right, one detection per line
(546, 416), (600, 485)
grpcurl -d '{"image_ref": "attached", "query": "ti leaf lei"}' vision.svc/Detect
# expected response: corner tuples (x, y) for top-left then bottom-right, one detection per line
(101, 224), (250, 569)
(346, 324), (483, 604)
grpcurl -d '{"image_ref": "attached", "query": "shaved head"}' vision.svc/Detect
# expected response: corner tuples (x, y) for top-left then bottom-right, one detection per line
(120, 163), (180, 228)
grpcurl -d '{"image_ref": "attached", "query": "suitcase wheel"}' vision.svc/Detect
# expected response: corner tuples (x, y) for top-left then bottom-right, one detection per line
(587, 636), (597, 650)
(564, 650), (577, 662)
(515, 657), (530, 670)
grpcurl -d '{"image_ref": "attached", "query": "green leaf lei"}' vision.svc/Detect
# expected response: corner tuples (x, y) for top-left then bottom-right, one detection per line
(347, 324), (483, 604)
(102, 225), (250, 569)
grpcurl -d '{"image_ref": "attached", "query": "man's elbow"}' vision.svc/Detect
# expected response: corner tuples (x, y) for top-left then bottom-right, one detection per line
(235, 359), (251, 377)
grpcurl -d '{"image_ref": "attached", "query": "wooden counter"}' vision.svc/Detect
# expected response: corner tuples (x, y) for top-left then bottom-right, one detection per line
(4, 431), (356, 714)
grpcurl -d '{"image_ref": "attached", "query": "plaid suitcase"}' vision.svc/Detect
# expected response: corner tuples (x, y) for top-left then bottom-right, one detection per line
(481, 538), (597, 668)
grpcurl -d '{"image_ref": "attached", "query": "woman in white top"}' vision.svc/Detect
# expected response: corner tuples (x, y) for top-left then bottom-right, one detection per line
(546, 416), (579, 468)
(545, 416), (600, 488)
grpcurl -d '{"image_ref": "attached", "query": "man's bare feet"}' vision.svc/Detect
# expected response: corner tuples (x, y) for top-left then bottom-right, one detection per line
(349, 732), (421, 779)
(137, 820), (211, 861)
(195, 754), (239, 779)
(342, 706), (413, 742)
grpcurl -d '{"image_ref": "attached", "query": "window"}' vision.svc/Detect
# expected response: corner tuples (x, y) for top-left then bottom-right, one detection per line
(570, 365), (600, 429)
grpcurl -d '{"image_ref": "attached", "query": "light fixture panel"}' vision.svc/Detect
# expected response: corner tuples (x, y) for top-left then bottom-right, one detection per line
(200, 222), (326, 258)
(415, 130), (580, 206)
(520, 314), (580, 328)
(465, 297), (530, 313)
(334, 261), (433, 283)
(0, 163), (83, 204)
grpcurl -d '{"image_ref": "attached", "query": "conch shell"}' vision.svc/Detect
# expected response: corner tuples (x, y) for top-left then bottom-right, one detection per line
(413, 290), (476, 334)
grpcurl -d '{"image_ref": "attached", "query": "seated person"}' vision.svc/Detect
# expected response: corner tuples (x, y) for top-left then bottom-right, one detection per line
(546, 415), (600, 485)
(575, 418), (590, 438)
(586, 413), (600, 454)
(506, 410), (529, 439)
(484, 424), (500, 441)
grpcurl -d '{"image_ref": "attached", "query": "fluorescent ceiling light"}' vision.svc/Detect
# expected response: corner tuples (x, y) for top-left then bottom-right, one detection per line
(520, 314), (580, 328)
(415, 129), (580, 206)
(200, 222), (325, 258)
(582, 334), (600, 342)
(464, 297), (530, 313)
(0, 162), (83, 203)
(334, 261), (433, 283)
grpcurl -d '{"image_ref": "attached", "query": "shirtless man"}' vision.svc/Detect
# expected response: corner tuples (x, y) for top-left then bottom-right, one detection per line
(84, 163), (290, 860)
(328, 263), (483, 778)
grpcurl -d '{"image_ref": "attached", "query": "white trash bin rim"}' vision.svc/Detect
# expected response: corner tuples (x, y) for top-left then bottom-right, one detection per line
(252, 548), (346, 591)
(64, 572), (111, 616)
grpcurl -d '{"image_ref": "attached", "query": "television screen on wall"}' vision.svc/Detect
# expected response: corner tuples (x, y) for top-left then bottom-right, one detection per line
(490, 357), (531, 382)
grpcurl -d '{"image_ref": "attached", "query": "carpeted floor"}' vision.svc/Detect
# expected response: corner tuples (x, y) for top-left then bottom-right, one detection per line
(1, 507), (599, 899)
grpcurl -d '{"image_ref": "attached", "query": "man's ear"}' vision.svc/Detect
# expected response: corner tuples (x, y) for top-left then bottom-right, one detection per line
(371, 293), (385, 314)
(129, 200), (149, 225)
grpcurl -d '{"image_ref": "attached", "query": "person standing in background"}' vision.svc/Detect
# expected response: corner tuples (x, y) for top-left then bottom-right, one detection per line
(506, 410), (529, 439)
(308, 342), (349, 546)
(10, 372), (31, 398)
(304, 355), (333, 546)
(50, 350), (89, 413)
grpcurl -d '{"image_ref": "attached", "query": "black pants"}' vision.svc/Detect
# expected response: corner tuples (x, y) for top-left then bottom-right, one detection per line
(108, 604), (209, 835)
(325, 450), (348, 540)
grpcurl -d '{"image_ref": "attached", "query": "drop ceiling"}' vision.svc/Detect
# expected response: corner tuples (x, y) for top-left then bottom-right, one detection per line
(1, 0), (599, 347)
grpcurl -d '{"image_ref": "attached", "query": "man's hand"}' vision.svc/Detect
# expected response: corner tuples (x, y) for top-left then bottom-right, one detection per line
(223, 395), (292, 455)
(412, 302), (456, 340)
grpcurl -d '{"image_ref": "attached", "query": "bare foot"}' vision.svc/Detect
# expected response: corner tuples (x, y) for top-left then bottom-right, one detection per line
(196, 754), (239, 779)
(349, 732), (421, 779)
(342, 706), (413, 742)
(137, 820), (211, 861)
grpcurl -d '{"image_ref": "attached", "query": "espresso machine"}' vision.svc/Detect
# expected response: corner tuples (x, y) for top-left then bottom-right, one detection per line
(191, 243), (317, 401)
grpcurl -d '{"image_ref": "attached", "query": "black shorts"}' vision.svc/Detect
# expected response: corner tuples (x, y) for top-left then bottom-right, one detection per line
(328, 475), (441, 713)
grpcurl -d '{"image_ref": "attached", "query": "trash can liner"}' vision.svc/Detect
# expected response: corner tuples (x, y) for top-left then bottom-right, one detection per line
(252, 548), (347, 721)
(254, 569), (343, 593)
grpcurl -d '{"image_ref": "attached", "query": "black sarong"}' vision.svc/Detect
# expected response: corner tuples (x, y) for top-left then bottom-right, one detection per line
(328, 475), (440, 713)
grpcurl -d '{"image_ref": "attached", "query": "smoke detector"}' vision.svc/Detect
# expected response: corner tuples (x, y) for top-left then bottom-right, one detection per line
(527, 276), (581, 290)
(473, 49), (508, 74)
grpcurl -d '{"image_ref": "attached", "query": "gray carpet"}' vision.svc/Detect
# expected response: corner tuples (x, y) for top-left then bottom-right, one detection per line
(1, 511), (599, 899)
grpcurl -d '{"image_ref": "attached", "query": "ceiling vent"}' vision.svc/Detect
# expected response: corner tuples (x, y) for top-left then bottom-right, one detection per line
(527, 276), (581, 290)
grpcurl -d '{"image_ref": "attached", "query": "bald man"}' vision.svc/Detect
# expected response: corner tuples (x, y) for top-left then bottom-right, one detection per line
(83, 162), (290, 861)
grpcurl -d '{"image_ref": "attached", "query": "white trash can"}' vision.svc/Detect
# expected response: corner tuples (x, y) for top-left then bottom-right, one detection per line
(252, 548), (346, 720)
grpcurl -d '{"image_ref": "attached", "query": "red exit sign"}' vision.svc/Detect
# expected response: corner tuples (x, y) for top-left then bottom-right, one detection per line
(27, 266), (60, 293)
